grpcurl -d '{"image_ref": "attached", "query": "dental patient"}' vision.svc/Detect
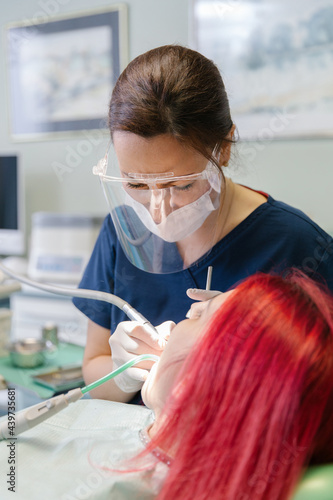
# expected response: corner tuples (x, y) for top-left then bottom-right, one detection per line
(0, 269), (332, 500)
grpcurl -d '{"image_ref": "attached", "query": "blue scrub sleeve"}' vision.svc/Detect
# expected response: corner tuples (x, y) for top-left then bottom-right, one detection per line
(73, 216), (116, 330)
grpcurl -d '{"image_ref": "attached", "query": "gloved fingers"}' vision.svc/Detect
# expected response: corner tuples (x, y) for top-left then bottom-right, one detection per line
(112, 351), (159, 371)
(109, 322), (150, 354)
(109, 320), (166, 393)
(129, 358), (156, 370)
(155, 321), (176, 342)
(111, 333), (164, 368)
(186, 301), (210, 320)
(113, 367), (148, 393)
(112, 321), (168, 351)
(185, 289), (222, 319)
(186, 289), (236, 318)
(110, 333), (164, 357)
(186, 288), (222, 301)
(111, 333), (143, 355)
(125, 321), (175, 349)
(120, 366), (148, 383)
(123, 338), (166, 356)
(110, 343), (139, 364)
(130, 322), (170, 349)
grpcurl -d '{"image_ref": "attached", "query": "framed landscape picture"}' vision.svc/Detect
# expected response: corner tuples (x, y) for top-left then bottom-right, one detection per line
(6, 5), (128, 140)
(191, 0), (333, 140)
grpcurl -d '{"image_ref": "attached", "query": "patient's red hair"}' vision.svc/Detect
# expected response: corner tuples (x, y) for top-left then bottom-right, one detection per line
(151, 270), (333, 500)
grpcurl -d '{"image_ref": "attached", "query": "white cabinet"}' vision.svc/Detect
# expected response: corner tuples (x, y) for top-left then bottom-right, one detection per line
(10, 288), (88, 346)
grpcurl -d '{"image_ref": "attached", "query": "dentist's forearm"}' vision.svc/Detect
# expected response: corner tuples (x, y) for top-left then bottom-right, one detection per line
(82, 356), (137, 402)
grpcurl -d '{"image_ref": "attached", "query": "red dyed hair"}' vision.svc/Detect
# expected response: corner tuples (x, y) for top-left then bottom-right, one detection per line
(150, 270), (333, 500)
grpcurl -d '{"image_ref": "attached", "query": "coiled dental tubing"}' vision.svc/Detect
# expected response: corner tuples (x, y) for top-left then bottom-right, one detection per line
(0, 260), (160, 439)
(0, 260), (158, 336)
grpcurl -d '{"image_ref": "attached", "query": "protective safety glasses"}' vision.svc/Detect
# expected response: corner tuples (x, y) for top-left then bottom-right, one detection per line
(93, 147), (221, 190)
(93, 145), (223, 274)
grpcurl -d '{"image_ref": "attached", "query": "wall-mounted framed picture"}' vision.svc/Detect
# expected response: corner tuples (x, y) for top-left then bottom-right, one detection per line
(6, 4), (128, 141)
(190, 0), (333, 140)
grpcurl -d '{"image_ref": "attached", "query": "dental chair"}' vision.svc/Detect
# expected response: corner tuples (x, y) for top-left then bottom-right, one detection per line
(293, 464), (333, 500)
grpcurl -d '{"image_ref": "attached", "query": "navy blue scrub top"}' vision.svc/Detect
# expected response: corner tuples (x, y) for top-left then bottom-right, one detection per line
(73, 195), (333, 333)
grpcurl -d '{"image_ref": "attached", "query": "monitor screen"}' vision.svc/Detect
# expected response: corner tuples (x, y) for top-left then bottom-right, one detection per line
(0, 155), (25, 256)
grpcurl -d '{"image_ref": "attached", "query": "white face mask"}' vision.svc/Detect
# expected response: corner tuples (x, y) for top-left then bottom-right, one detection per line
(124, 188), (220, 243)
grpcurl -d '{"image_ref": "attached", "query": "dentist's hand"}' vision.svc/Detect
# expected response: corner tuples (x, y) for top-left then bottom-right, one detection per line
(186, 288), (223, 319)
(186, 288), (222, 301)
(186, 288), (235, 319)
(109, 321), (175, 393)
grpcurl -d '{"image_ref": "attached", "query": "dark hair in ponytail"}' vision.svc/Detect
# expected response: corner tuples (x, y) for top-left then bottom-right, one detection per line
(109, 45), (234, 165)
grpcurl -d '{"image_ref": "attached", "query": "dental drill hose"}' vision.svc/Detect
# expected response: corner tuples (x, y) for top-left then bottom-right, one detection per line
(0, 261), (158, 336)
(0, 354), (159, 440)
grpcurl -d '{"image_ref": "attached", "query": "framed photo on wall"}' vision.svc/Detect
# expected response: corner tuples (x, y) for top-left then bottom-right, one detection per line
(190, 0), (333, 140)
(6, 5), (128, 141)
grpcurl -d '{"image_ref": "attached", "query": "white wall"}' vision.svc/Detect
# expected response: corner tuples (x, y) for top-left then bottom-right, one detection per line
(0, 0), (189, 251)
(232, 138), (333, 229)
(0, 0), (332, 259)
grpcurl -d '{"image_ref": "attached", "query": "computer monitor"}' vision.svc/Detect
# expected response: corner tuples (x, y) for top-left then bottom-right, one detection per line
(0, 155), (25, 256)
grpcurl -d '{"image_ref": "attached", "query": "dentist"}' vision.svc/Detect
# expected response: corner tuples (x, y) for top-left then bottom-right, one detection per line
(73, 45), (333, 403)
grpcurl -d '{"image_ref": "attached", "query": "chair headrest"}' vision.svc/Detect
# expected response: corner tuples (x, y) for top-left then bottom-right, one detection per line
(293, 464), (333, 500)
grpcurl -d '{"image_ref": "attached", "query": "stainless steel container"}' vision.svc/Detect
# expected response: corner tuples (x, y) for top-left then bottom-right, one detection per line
(8, 338), (54, 368)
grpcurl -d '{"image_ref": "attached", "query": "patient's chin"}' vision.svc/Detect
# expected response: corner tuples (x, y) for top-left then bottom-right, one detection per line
(141, 361), (159, 409)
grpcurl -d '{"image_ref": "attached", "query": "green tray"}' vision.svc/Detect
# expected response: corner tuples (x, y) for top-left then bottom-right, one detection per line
(0, 342), (84, 398)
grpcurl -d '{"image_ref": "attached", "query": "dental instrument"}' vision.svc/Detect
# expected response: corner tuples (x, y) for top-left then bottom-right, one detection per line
(0, 260), (158, 336)
(0, 354), (159, 440)
(206, 266), (213, 291)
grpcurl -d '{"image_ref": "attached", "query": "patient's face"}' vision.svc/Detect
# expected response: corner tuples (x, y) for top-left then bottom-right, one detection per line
(142, 292), (232, 415)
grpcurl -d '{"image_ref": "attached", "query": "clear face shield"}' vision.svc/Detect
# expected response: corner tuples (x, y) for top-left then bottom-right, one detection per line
(93, 145), (223, 273)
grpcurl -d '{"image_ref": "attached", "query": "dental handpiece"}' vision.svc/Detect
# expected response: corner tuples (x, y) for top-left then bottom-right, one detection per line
(0, 354), (159, 440)
(0, 261), (158, 336)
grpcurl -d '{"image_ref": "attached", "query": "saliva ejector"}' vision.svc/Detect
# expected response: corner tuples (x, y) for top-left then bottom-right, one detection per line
(0, 354), (159, 440)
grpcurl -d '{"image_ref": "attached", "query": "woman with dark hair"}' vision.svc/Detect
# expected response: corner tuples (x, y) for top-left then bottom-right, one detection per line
(5, 271), (333, 499)
(73, 45), (333, 403)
